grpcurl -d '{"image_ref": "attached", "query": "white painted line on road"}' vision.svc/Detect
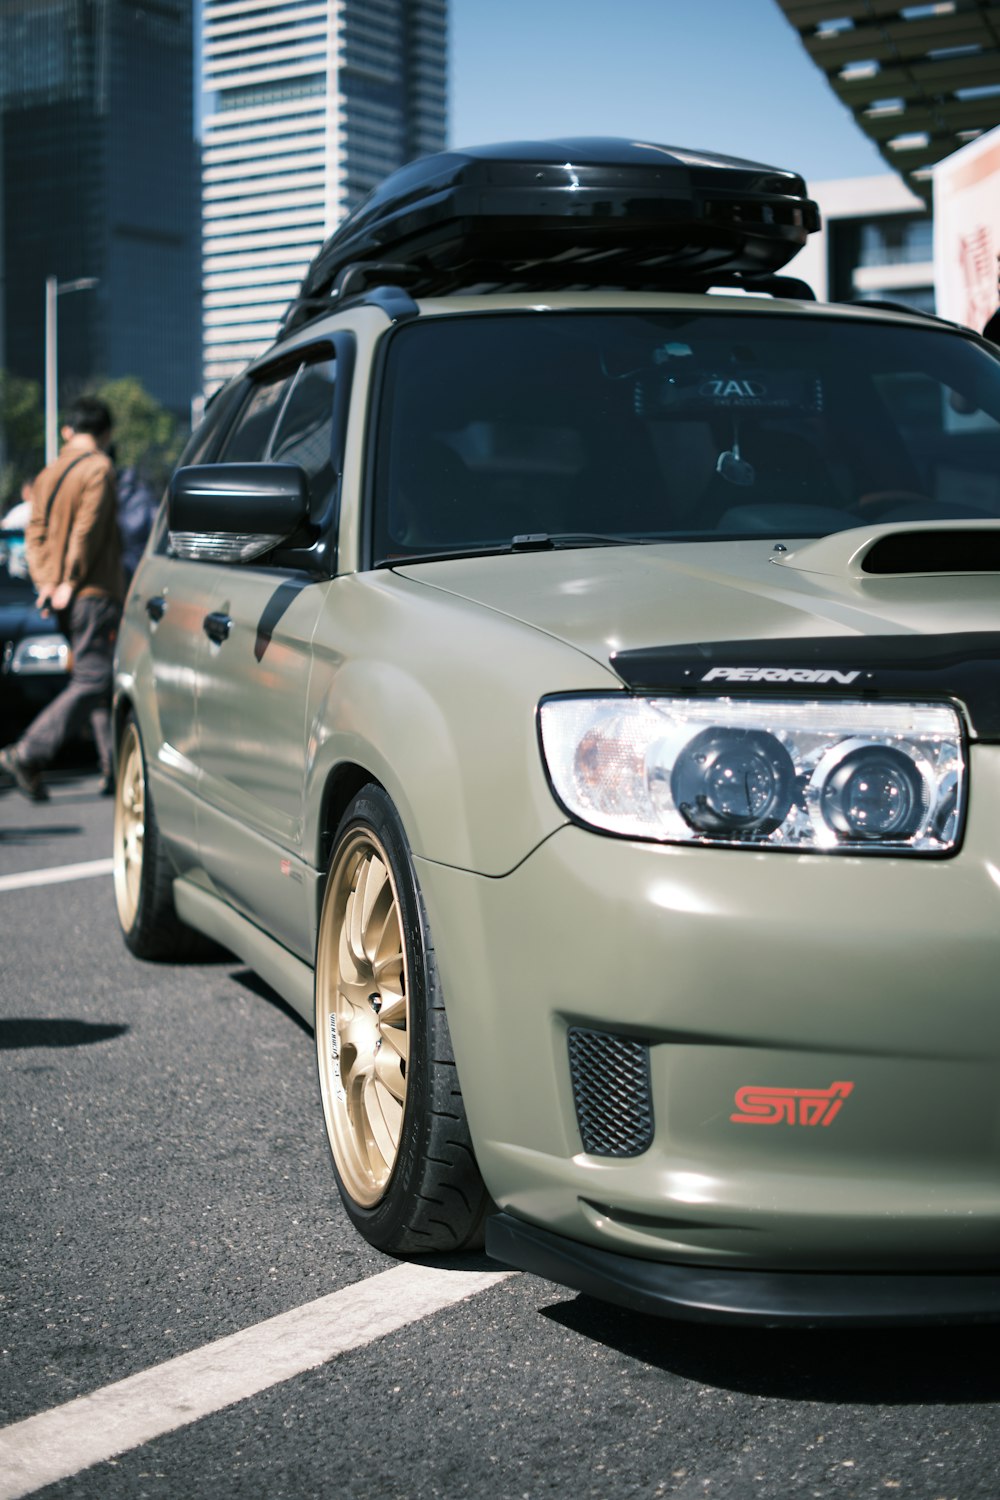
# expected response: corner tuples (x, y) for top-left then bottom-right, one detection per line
(0, 858), (114, 893)
(0, 1262), (514, 1500)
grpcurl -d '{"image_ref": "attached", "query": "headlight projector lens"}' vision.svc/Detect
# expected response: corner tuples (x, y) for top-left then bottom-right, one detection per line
(670, 727), (796, 835)
(816, 742), (929, 841)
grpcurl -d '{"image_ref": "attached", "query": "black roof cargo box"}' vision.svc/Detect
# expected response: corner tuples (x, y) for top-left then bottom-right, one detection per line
(284, 138), (820, 330)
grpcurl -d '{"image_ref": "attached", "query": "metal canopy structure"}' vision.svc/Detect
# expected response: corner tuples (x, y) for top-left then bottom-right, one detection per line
(774, 0), (1000, 200)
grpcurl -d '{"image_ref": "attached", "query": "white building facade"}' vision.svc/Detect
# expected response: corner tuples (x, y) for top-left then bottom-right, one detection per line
(788, 174), (934, 314)
(202, 0), (447, 392)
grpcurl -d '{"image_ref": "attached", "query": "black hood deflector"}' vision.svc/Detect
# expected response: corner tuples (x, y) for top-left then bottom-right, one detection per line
(611, 633), (1000, 740)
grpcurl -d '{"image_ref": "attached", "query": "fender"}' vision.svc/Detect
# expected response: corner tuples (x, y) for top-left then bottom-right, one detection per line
(300, 570), (616, 876)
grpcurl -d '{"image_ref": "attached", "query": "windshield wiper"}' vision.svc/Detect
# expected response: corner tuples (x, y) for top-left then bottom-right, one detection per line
(509, 532), (653, 551)
(383, 533), (659, 567)
(383, 542), (519, 566)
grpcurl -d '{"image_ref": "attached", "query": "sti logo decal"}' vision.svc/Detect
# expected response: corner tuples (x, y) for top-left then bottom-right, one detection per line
(731, 1081), (854, 1127)
(701, 667), (862, 685)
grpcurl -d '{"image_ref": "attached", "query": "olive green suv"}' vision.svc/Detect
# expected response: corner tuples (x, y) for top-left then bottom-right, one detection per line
(113, 140), (1000, 1325)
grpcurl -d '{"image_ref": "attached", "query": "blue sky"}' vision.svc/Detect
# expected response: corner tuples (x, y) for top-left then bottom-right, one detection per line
(194, 0), (889, 189)
(451, 0), (888, 188)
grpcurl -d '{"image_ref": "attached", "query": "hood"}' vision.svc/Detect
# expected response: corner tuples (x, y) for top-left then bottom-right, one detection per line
(395, 521), (1000, 736)
(394, 520), (1000, 670)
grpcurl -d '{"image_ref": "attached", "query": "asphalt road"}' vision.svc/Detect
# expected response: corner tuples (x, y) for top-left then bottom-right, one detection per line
(2, 769), (1000, 1500)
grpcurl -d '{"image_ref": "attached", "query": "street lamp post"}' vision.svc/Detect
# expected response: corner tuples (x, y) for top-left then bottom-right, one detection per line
(44, 276), (99, 465)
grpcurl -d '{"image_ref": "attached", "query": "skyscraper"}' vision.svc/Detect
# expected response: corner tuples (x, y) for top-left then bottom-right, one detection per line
(0, 0), (200, 416)
(202, 0), (447, 391)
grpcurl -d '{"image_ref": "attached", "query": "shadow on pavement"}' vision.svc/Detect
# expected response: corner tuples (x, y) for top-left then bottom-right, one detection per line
(227, 966), (313, 1035)
(541, 1293), (1000, 1404)
(0, 767), (105, 811)
(0, 1018), (129, 1049)
(409, 1250), (501, 1274)
(0, 824), (83, 843)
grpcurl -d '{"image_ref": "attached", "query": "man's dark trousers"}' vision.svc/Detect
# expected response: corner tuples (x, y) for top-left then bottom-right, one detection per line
(17, 595), (120, 776)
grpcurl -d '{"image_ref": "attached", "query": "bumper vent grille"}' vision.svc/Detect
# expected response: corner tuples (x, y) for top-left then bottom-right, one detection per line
(568, 1027), (654, 1157)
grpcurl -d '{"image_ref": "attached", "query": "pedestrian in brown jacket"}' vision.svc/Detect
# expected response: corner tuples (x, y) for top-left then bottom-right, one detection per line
(0, 396), (124, 801)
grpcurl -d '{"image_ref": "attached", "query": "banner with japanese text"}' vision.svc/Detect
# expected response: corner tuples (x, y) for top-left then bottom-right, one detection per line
(933, 126), (1000, 333)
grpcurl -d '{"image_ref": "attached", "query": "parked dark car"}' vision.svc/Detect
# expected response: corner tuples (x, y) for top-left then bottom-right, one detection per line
(0, 528), (70, 737)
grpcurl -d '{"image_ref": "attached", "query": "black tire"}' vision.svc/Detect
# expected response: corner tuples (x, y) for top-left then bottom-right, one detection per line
(112, 713), (210, 960)
(314, 784), (489, 1254)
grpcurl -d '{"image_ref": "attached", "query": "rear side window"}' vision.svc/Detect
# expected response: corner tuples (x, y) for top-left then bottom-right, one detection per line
(176, 381), (245, 469)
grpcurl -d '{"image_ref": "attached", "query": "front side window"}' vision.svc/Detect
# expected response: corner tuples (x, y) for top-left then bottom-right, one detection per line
(372, 311), (1000, 563)
(219, 373), (296, 464)
(267, 359), (338, 519)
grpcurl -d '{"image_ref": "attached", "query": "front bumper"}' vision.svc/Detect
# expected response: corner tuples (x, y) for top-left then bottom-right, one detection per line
(417, 743), (1000, 1283)
(487, 1213), (1000, 1327)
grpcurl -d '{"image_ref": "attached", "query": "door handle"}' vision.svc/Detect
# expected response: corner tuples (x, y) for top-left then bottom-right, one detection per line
(145, 595), (167, 623)
(203, 611), (232, 644)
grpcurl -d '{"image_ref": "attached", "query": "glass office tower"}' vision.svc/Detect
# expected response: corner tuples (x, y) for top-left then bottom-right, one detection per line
(0, 0), (200, 416)
(202, 0), (447, 391)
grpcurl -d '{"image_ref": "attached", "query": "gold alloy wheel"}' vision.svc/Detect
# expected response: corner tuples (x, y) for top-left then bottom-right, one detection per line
(316, 828), (410, 1207)
(113, 723), (145, 932)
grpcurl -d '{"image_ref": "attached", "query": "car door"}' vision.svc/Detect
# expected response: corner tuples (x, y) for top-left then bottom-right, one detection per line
(195, 353), (343, 959)
(123, 383), (244, 868)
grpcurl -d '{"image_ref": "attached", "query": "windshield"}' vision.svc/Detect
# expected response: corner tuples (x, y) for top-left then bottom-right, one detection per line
(372, 310), (1000, 563)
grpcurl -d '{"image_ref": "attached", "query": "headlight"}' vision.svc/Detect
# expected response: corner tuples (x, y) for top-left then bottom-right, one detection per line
(7, 634), (70, 675)
(538, 696), (966, 854)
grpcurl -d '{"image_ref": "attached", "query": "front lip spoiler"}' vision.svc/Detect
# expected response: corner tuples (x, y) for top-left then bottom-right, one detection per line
(486, 1212), (1000, 1327)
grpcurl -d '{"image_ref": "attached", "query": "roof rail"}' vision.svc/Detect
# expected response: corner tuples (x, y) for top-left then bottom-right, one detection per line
(281, 262), (421, 334)
(280, 262), (816, 336)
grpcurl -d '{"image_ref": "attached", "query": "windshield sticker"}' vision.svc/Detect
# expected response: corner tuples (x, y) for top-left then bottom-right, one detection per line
(650, 368), (823, 414)
(700, 377), (767, 400)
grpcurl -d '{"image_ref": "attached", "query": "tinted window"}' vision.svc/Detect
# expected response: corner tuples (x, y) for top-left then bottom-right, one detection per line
(219, 372), (296, 463)
(176, 380), (245, 470)
(372, 312), (1000, 562)
(268, 358), (337, 518)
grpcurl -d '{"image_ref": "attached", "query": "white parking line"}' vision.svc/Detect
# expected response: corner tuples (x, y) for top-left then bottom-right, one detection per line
(0, 858), (114, 893)
(0, 1262), (513, 1500)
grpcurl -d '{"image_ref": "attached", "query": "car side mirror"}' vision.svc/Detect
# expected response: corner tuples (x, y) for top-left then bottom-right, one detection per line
(168, 463), (309, 563)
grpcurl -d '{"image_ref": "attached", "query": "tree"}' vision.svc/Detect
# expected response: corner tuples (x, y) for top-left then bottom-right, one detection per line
(0, 371), (45, 513)
(0, 371), (188, 510)
(88, 376), (188, 492)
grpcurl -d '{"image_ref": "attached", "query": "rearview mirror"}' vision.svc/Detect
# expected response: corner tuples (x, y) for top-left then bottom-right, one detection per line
(168, 463), (309, 563)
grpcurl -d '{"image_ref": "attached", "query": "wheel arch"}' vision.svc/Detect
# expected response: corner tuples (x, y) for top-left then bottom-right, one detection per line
(317, 760), (385, 871)
(111, 690), (135, 761)
(312, 772), (490, 1253)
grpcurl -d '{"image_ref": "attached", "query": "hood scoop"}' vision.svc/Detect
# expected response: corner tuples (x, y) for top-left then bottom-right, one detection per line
(863, 528), (1000, 576)
(774, 521), (1000, 578)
